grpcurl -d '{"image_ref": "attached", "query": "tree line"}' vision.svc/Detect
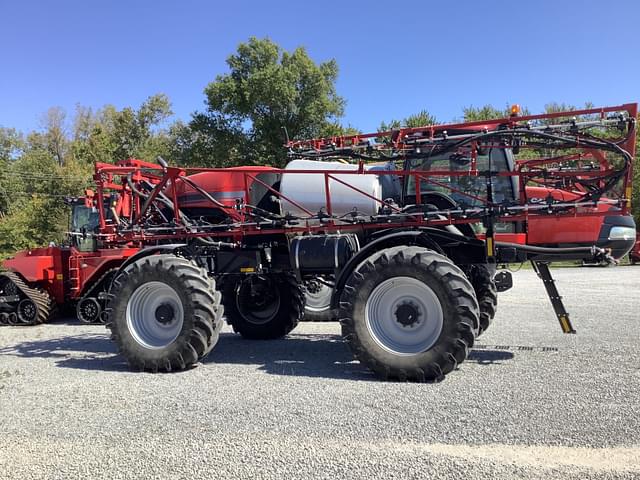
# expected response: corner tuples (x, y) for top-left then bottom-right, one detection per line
(0, 37), (637, 257)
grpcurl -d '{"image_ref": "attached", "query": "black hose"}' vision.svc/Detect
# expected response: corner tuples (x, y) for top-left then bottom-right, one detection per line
(496, 242), (600, 255)
(192, 237), (237, 248)
(126, 174), (148, 200)
(127, 175), (192, 226)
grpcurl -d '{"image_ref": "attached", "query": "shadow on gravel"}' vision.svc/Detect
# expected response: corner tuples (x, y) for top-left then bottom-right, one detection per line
(0, 334), (130, 372)
(467, 348), (515, 365)
(0, 331), (368, 378)
(206, 333), (516, 378)
(205, 332), (377, 381)
(0, 331), (515, 377)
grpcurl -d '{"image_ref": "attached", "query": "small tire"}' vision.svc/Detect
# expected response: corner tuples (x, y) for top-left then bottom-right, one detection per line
(105, 254), (223, 372)
(468, 264), (498, 336)
(76, 297), (102, 324)
(17, 287), (54, 325)
(339, 246), (479, 382)
(223, 274), (304, 339)
(303, 278), (336, 322)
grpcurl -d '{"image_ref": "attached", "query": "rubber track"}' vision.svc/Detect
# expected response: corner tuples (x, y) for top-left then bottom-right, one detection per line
(0, 271), (54, 326)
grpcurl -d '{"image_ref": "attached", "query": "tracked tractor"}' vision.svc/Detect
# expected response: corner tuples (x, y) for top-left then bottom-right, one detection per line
(0, 160), (159, 325)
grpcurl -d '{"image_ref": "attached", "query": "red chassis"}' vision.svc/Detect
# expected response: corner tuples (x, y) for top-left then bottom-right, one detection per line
(89, 104), (636, 263)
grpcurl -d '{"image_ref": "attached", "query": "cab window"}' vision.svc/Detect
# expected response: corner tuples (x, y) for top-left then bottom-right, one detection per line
(407, 147), (515, 207)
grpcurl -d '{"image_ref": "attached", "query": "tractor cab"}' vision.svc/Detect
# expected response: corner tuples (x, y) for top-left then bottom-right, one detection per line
(67, 195), (114, 252)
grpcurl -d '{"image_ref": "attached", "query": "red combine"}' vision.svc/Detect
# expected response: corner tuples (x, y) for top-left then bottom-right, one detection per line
(0, 104), (636, 382)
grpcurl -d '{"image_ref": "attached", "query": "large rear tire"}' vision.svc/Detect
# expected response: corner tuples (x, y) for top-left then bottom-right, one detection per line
(105, 254), (223, 372)
(223, 274), (304, 339)
(339, 246), (478, 382)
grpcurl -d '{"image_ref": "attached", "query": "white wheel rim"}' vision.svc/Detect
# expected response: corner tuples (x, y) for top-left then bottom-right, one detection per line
(126, 281), (184, 349)
(365, 276), (443, 355)
(305, 281), (332, 312)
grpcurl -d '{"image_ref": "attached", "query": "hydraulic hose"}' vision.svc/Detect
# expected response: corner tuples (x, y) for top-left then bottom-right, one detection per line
(496, 242), (603, 255)
(126, 175), (192, 226)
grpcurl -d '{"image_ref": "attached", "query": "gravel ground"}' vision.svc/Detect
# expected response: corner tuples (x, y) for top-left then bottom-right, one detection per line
(0, 266), (639, 479)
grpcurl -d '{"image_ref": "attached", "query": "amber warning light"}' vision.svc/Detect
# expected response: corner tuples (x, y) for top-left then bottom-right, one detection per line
(510, 104), (521, 116)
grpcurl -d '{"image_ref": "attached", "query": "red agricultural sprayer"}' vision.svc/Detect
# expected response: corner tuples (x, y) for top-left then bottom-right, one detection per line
(1, 103), (636, 381)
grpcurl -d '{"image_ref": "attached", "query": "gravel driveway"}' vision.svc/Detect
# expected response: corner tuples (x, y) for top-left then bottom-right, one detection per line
(0, 267), (638, 479)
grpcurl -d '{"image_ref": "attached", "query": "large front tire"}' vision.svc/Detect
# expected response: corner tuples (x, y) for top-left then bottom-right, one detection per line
(339, 246), (479, 382)
(223, 274), (304, 339)
(105, 255), (223, 372)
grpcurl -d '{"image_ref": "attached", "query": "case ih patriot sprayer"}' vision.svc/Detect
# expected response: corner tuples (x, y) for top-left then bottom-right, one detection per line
(0, 104), (636, 382)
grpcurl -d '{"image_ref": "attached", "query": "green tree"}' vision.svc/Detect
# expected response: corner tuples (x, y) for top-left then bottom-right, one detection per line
(0, 127), (24, 164)
(40, 107), (68, 166)
(0, 196), (67, 253)
(379, 110), (437, 131)
(178, 37), (346, 167)
(0, 128), (24, 213)
(0, 95), (173, 257)
(69, 94), (173, 165)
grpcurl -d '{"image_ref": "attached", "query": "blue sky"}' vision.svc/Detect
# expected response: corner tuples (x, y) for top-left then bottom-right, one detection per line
(1, 0), (639, 134)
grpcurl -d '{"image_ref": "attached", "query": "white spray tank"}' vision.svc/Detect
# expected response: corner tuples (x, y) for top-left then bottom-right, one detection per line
(279, 160), (384, 219)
